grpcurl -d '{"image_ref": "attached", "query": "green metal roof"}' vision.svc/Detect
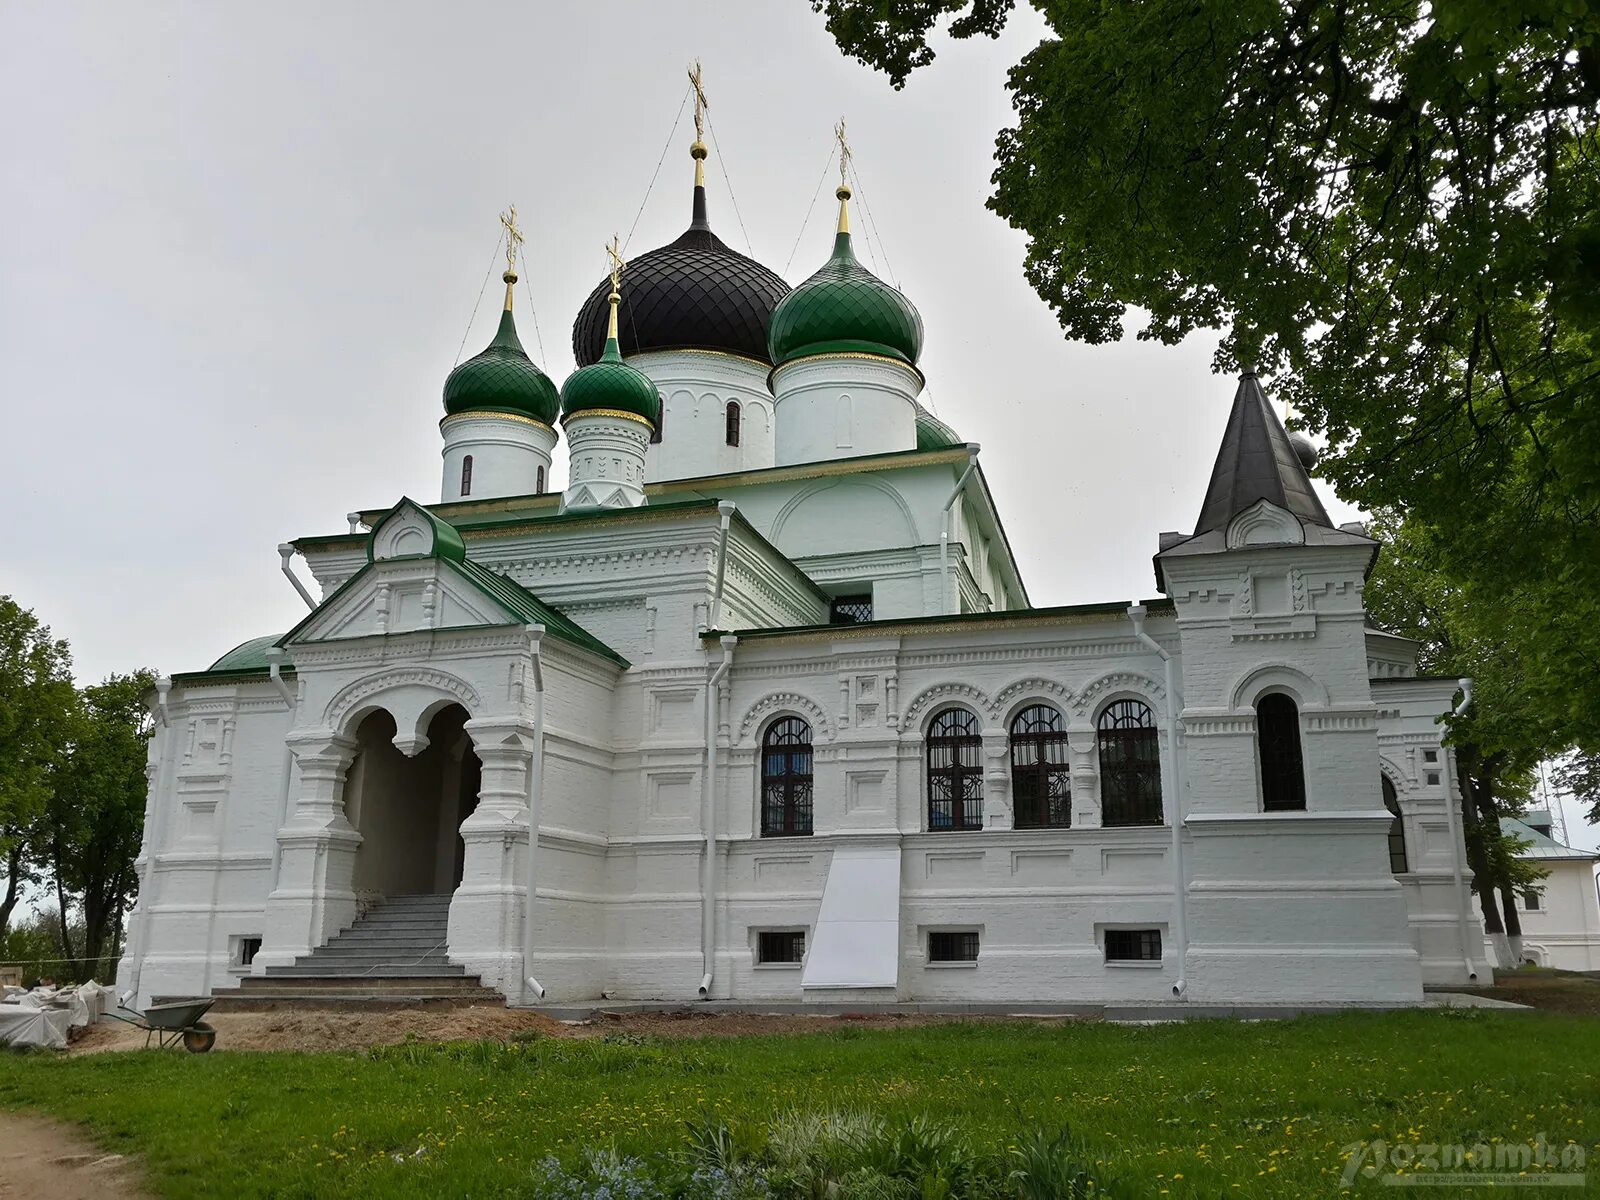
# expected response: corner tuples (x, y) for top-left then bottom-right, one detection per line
(768, 229), (923, 368)
(914, 403), (963, 450)
(207, 634), (279, 673)
(443, 306), (560, 425)
(560, 326), (660, 426)
(367, 498), (466, 563)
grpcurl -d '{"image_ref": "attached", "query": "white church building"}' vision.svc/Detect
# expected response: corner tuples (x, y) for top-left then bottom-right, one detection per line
(117, 131), (1495, 1011)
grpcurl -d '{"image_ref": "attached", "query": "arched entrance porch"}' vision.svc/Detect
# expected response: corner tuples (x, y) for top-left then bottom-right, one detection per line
(344, 703), (482, 898)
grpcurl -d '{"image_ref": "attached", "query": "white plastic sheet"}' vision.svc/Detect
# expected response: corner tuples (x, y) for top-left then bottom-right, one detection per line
(0, 1002), (74, 1049)
(801, 845), (902, 989)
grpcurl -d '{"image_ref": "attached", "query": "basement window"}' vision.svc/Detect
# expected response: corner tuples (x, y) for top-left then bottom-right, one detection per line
(235, 936), (262, 969)
(1104, 929), (1162, 964)
(756, 930), (806, 966)
(927, 930), (979, 964)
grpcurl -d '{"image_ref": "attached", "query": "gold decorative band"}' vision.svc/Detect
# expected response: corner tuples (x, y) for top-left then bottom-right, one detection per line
(771, 351), (922, 380)
(562, 407), (656, 429)
(440, 411), (554, 433)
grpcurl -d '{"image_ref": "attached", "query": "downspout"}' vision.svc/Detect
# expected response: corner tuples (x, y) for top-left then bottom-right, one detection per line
(707, 501), (736, 632)
(279, 544), (316, 610)
(261, 650), (298, 957)
(522, 624), (547, 1003)
(1441, 677), (1480, 983)
(940, 445), (981, 615)
(1128, 605), (1187, 999)
(264, 647), (297, 710)
(699, 635), (737, 997)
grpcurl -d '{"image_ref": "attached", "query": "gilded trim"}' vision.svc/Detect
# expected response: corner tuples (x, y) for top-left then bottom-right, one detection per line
(626, 346), (772, 371)
(439, 411), (554, 432)
(770, 350), (926, 389)
(561, 407), (656, 429)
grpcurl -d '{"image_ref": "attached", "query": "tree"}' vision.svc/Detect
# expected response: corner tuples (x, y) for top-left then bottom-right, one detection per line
(809, 0), (1600, 749)
(1363, 511), (1549, 966)
(45, 670), (156, 980)
(0, 597), (76, 939)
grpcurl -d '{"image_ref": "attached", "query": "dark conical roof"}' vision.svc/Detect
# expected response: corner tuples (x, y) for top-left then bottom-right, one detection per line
(1193, 372), (1331, 535)
(571, 184), (790, 366)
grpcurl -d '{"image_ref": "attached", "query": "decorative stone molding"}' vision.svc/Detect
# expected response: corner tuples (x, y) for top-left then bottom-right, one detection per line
(1072, 671), (1165, 720)
(323, 667), (484, 733)
(900, 682), (993, 732)
(736, 692), (836, 744)
(988, 677), (1076, 724)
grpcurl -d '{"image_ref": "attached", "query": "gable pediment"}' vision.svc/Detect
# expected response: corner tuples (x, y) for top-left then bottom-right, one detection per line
(285, 559), (520, 645)
(1226, 499), (1306, 549)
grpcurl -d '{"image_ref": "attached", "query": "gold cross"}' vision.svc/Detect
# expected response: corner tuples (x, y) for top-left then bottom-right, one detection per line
(605, 234), (625, 293)
(689, 60), (709, 141)
(500, 206), (524, 275)
(834, 118), (853, 188)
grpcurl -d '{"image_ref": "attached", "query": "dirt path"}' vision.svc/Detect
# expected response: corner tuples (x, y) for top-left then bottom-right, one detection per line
(66, 1003), (1017, 1055)
(0, 1113), (151, 1199)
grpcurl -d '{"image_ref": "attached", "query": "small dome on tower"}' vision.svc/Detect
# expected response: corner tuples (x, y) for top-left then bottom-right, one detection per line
(443, 271), (560, 425)
(561, 287), (661, 428)
(768, 185), (923, 369)
(1288, 429), (1319, 472)
(914, 402), (962, 450)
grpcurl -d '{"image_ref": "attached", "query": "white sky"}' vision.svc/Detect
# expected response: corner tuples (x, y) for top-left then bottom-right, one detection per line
(3, 3), (1592, 855)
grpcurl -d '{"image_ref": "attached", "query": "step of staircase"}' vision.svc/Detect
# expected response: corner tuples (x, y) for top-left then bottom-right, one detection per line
(217, 894), (503, 1006)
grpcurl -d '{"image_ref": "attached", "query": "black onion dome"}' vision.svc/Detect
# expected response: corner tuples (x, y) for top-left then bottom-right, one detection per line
(571, 185), (790, 366)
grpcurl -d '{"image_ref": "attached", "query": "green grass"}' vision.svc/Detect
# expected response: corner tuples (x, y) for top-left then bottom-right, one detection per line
(2, 1010), (1597, 1197)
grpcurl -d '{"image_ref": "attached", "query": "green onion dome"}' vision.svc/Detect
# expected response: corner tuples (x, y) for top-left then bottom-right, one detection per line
(443, 271), (561, 425)
(560, 293), (661, 428)
(768, 187), (923, 369)
(914, 402), (963, 450)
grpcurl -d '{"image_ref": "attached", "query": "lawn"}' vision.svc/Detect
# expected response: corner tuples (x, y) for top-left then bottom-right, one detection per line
(2, 1009), (1596, 1197)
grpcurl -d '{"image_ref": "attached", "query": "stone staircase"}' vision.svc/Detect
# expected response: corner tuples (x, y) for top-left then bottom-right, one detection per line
(221, 894), (502, 1004)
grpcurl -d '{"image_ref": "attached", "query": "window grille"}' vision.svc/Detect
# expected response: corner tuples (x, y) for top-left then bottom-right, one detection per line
(1010, 704), (1070, 828)
(1104, 929), (1162, 961)
(460, 454), (473, 496)
(1256, 693), (1306, 811)
(927, 708), (983, 830)
(1097, 700), (1162, 825)
(829, 594), (873, 625)
(238, 936), (262, 967)
(725, 401), (741, 447)
(757, 930), (805, 964)
(928, 930), (979, 962)
(761, 717), (813, 837)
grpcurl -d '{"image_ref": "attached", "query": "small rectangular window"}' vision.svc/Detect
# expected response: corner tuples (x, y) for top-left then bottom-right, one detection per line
(1423, 749), (1439, 763)
(757, 930), (806, 964)
(1105, 929), (1162, 962)
(237, 936), (262, 967)
(830, 594), (873, 625)
(928, 930), (979, 963)
(1523, 889), (1542, 912)
(1426, 772), (1440, 786)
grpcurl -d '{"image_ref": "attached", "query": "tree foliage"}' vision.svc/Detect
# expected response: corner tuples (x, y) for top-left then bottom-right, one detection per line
(810, 0), (1600, 749)
(1363, 510), (1549, 946)
(45, 670), (156, 979)
(0, 597), (76, 938)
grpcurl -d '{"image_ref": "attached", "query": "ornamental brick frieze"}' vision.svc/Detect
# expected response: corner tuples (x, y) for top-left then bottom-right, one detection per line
(322, 666), (484, 731)
(736, 691), (836, 744)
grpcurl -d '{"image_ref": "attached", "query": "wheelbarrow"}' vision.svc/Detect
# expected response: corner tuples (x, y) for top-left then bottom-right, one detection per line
(106, 997), (217, 1052)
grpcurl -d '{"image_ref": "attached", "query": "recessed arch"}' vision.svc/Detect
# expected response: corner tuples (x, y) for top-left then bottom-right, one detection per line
(1229, 663), (1329, 712)
(324, 667), (483, 747)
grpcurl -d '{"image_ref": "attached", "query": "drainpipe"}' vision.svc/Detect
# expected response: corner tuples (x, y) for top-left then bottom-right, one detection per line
(264, 647), (296, 709)
(522, 624), (547, 1003)
(1128, 605), (1187, 999)
(940, 445), (981, 615)
(279, 544), (316, 610)
(707, 501), (736, 632)
(699, 635), (737, 997)
(1441, 678), (1480, 983)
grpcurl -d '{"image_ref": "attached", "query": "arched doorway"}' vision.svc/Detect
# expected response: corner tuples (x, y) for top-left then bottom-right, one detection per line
(344, 704), (481, 898)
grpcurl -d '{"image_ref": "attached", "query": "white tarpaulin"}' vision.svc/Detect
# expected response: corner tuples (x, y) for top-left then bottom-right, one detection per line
(801, 845), (902, 989)
(0, 1001), (74, 1050)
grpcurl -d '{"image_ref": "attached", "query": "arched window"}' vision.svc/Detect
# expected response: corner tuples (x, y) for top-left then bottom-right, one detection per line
(535, 465), (545, 494)
(725, 400), (741, 447)
(650, 396), (665, 444)
(927, 707), (983, 831)
(1097, 700), (1162, 826)
(761, 717), (813, 837)
(1382, 776), (1408, 874)
(460, 454), (473, 497)
(1257, 693), (1306, 811)
(1010, 704), (1070, 828)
